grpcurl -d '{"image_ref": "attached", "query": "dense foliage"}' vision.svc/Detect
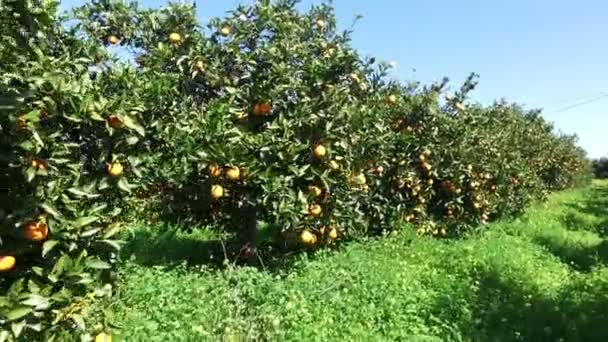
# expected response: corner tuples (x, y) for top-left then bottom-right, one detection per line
(592, 157), (608, 179)
(0, 0), (591, 339)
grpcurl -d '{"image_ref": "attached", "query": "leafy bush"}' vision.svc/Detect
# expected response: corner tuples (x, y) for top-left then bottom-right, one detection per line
(0, 0), (592, 339)
(592, 157), (608, 179)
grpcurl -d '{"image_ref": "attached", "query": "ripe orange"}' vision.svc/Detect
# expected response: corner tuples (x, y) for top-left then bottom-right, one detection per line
(107, 162), (124, 177)
(300, 230), (317, 245)
(252, 102), (271, 116)
(169, 32), (182, 44)
(328, 227), (338, 240)
(211, 185), (224, 199)
(194, 60), (205, 71)
(209, 164), (222, 177)
(387, 94), (397, 104)
(107, 115), (124, 129)
(308, 204), (322, 216)
(315, 19), (325, 28)
(95, 333), (112, 342)
(107, 35), (120, 45)
(17, 117), (28, 129)
(31, 158), (48, 171)
(313, 145), (326, 159)
(0, 256), (16, 272)
(220, 26), (231, 36)
(24, 221), (49, 242)
(308, 185), (322, 197)
(225, 166), (240, 181)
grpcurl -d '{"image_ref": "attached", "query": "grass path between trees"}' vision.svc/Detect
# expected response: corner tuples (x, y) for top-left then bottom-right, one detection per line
(97, 181), (608, 341)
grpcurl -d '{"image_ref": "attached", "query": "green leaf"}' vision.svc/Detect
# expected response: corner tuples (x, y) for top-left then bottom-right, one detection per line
(42, 240), (59, 258)
(72, 314), (86, 330)
(31, 130), (44, 147)
(117, 178), (132, 193)
(86, 259), (111, 270)
(11, 320), (26, 337)
(101, 240), (122, 251)
(21, 294), (50, 310)
(40, 203), (62, 218)
(74, 216), (99, 229)
(122, 115), (145, 136)
(67, 187), (101, 199)
(25, 167), (36, 182)
(6, 307), (32, 321)
(103, 223), (122, 239)
(81, 227), (102, 237)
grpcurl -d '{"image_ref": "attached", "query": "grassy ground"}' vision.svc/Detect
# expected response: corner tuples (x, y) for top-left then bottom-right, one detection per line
(97, 181), (608, 341)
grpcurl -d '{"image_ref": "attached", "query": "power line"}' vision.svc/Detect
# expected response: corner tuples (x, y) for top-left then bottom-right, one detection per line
(543, 93), (608, 114)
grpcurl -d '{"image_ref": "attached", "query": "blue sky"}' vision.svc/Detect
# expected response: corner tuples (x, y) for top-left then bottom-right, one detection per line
(61, 0), (607, 158)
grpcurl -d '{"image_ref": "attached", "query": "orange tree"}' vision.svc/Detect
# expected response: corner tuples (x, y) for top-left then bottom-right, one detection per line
(73, 0), (402, 252)
(0, 0), (593, 339)
(71, 0), (591, 244)
(0, 0), (148, 339)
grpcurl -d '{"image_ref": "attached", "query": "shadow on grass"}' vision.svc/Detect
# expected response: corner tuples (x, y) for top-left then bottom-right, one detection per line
(119, 225), (338, 274)
(433, 270), (608, 342)
(564, 185), (608, 235)
(533, 236), (608, 272)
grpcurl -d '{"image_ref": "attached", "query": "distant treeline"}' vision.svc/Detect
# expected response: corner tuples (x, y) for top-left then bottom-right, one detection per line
(592, 157), (608, 178)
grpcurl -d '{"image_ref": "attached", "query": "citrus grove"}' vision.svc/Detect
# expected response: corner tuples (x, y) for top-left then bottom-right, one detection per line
(0, 0), (591, 340)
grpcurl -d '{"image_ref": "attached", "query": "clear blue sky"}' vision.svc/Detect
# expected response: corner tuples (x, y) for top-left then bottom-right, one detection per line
(61, 0), (607, 158)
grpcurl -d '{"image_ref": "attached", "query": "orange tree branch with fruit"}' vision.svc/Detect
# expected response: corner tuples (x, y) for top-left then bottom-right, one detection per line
(0, 0), (592, 340)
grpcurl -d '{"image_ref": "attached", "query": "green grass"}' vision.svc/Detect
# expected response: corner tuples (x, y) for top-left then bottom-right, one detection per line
(96, 181), (608, 341)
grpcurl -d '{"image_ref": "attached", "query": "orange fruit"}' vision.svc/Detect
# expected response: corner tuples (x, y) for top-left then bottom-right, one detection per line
(31, 158), (48, 171)
(169, 32), (182, 44)
(0, 256), (16, 272)
(308, 185), (322, 197)
(300, 230), (317, 245)
(107, 115), (123, 129)
(328, 227), (338, 240)
(387, 94), (397, 104)
(252, 102), (271, 116)
(315, 19), (325, 28)
(220, 26), (231, 36)
(211, 185), (224, 199)
(225, 166), (240, 181)
(308, 204), (322, 216)
(107, 35), (120, 45)
(194, 60), (205, 71)
(24, 221), (49, 242)
(107, 162), (124, 177)
(17, 117), (28, 129)
(313, 145), (326, 159)
(95, 333), (112, 342)
(209, 164), (222, 177)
